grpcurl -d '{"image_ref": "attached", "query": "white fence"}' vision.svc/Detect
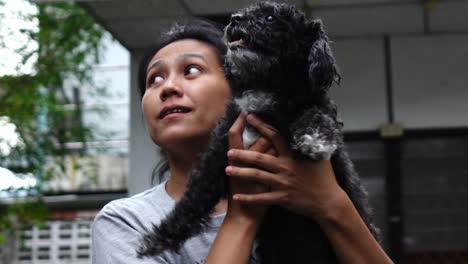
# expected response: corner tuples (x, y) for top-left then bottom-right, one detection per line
(1, 221), (92, 264)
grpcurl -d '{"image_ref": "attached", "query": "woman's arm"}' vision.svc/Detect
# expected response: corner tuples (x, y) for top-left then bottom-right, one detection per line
(205, 113), (271, 264)
(316, 186), (393, 264)
(204, 210), (259, 263)
(224, 114), (394, 264)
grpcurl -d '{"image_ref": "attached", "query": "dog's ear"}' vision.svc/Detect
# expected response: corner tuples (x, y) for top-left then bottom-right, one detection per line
(307, 19), (341, 90)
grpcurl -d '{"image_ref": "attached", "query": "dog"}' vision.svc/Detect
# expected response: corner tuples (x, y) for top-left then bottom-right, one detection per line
(138, 2), (380, 263)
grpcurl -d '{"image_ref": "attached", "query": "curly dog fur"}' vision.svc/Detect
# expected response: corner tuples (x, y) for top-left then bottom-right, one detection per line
(138, 1), (380, 263)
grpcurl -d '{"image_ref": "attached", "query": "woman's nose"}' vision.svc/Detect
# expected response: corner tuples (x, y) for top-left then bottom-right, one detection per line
(160, 77), (183, 101)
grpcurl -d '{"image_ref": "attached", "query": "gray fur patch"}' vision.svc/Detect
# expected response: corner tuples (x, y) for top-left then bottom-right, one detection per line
(234, 90), (276, 114)
(226, 48), (260, 76)
(234, 90), (276, 149)
(292, 130), (337, 160)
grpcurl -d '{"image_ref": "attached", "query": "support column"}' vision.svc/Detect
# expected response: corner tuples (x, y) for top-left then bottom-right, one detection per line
(383, 34), (404, 263)
(128, 51), (162, 196)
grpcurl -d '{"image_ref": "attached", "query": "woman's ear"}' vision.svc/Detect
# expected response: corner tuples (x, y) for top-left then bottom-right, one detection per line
(307, 19), (341, 90)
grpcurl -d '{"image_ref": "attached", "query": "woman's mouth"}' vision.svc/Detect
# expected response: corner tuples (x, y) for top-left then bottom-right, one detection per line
(159, 106), (192, 119)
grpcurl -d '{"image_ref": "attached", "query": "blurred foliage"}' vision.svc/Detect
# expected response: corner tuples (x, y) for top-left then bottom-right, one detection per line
(0, 200), (48, 243)
(0, 0), (106, 245)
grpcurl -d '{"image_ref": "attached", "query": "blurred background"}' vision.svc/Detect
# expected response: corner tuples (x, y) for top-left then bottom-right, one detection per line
(0, 0), (467, 263)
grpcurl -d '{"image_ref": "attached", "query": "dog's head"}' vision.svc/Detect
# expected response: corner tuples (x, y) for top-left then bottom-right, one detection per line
(224, 1), (340, 97)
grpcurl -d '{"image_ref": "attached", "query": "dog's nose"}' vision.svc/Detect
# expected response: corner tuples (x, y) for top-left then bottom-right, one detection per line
(230, 14), (243, 24)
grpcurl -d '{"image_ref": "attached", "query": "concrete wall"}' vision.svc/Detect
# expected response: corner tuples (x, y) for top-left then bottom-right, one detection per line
(330, 32), (468, 132)
(392, 34), (468, 129)
(330, 37), (388, 131)
(128, 51), (162, 196)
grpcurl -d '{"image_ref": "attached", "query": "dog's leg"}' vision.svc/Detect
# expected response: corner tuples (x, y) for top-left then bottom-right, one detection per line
(290, 107), (381, 242)
(137, 101), (240, 257)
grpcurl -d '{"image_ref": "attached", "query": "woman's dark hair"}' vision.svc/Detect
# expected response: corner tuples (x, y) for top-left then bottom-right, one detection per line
(137, 18), (227, 184)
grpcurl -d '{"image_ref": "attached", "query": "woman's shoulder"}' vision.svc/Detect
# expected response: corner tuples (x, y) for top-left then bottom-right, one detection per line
(91, 182), (175, 263)
(94, 181), (175, 231)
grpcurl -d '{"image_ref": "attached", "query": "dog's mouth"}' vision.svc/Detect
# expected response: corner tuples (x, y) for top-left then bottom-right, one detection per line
(226, 27), (250, 49)
(228, 38), (245, 47)
(226, 27), (272, 54)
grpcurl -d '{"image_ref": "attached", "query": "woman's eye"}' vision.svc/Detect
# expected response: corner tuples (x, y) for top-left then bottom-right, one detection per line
(152, 75), (164, 84)
(185, 66), (201, 76)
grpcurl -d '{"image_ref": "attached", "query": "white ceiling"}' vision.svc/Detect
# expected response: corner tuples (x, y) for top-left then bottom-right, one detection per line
(70, 0), (468, 50)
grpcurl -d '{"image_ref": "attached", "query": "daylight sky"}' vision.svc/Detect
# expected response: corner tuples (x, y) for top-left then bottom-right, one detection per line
(0, 0), (38, 76)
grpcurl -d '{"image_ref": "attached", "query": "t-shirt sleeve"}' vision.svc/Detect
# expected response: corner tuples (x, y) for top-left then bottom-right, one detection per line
(91, 203), (168, 264)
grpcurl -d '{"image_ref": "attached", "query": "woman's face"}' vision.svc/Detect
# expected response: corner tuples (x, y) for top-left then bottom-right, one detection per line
(142, 39), (231, 151)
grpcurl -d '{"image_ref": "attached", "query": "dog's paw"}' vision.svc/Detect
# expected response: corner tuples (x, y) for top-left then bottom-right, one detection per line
(290, 107), (341, 160)
(292, 130), (337, 160)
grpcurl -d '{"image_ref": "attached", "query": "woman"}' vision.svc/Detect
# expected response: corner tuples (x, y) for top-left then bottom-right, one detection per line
(92, 19), (393, 264)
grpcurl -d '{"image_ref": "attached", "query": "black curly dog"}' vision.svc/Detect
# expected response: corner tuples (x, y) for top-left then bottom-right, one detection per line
(138, 2), (380, 263)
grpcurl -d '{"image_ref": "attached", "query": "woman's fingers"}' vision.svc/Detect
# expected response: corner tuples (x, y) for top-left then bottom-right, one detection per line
(225, 166), (285, 187)
(232, 191), (288, 205)
(265, 147), (277, 157)
(229, 114), (278, 157)
(228, 149), (280, 173)
(248, 136), (271, 154)
(229, 113), (246, 150)
(228, 113), (247, 168)
(246, 115), (291, 156)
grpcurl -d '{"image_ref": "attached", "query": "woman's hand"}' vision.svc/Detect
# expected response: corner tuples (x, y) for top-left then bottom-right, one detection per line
(226, 113), (277, 223)
(226, 114), (347, 222)
(206, 113), (276, 264)
(221, 114), (394, 264)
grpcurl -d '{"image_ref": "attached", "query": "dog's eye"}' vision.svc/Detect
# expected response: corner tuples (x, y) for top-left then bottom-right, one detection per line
(266, 15), (274, 22)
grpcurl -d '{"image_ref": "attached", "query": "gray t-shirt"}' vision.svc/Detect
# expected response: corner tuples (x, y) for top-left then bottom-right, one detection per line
(92, 181), (258, 263)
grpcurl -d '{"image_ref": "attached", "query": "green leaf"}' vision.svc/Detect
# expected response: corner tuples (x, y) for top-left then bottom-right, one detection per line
(0, 0), (110, 241)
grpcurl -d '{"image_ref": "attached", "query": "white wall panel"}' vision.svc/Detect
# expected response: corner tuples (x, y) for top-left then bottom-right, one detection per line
(312, 4), (423, 36)
(85, 0), (186, 19)
(306, 0), (417, 7)
(392, 34), (468, 128)
(184, 0), (303, 15)
(430, 1), (468, 32)
(83, 105), (129, 140)
(330, 37), (388, 131)
(106, 18), (176, 49)
(183, 0), (258, 15)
